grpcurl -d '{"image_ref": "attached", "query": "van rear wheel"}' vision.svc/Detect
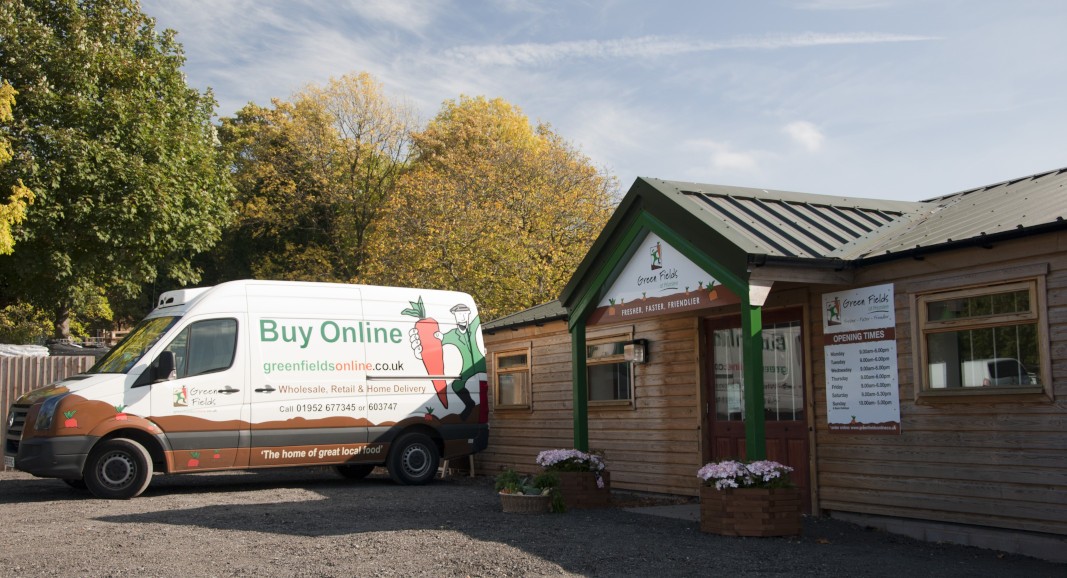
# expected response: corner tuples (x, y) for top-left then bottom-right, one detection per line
(84, 438), (153, 499)
(387, 433), (439, 485)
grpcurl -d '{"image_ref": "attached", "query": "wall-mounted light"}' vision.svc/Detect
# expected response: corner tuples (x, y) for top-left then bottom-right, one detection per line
(624, 339), (649, 364)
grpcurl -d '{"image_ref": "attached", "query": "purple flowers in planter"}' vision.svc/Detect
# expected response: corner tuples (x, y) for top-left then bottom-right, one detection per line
(697, 459), (794, 490)
(536, 449), (607, 488)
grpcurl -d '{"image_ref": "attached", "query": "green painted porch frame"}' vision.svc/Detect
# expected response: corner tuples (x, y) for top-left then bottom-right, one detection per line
(566, 211), (767, 460)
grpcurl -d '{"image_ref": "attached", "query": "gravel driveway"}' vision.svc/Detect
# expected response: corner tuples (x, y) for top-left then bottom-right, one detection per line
(0, 468), (1061, 577)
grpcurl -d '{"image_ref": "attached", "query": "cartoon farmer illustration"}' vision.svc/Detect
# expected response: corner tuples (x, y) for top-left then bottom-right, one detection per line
(173, 385), (188, 407)
(826, 296), (842, 326)
(650, 241), (663, 270)
(404, 298), (486, 421)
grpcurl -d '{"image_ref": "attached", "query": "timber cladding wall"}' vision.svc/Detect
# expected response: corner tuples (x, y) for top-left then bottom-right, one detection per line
(481, 314), (704, 496)
(1, 356), (96, 471)
(810, 233), (1067, 537)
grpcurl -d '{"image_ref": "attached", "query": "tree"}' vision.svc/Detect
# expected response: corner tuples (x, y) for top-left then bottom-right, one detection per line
(0, 0), (234, 337)
(0, 82), (33, 255)
(204, 72), (416, 283)
(363, 96), (618, 320)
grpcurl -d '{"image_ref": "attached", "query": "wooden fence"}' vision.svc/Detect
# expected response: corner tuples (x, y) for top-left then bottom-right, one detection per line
(1, 356), (95, 471)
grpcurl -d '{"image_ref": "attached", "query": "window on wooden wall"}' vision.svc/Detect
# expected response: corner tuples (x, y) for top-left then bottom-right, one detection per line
(917, 277), (1050, 398)
(587, 339), (633, 406)
(493, 348), (531, 409)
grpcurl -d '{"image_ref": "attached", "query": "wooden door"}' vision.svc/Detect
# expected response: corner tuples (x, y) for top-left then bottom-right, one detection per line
(704, 309), (811, 512)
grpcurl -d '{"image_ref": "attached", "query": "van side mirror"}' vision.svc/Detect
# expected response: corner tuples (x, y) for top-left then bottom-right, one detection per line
(154, 351), (177, 383)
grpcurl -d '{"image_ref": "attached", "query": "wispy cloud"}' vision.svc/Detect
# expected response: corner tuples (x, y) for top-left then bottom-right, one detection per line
(783, 121), (825, 152)
(445, 32), (937, 67)
(795, 0), (892, 10)
(687, 140), (761, 173)
(348, 0), (439, 34)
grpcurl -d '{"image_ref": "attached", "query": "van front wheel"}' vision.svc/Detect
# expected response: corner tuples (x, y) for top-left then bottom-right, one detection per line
(84, 438), (153, 499)
(387, 433), (439, 485)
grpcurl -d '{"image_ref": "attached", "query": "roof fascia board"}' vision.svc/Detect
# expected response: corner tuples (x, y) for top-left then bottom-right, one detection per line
(748, 263), (856, 285)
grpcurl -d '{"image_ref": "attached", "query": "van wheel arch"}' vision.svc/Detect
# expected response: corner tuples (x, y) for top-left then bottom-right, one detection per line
(389, 424), (444, 457)
(92, 428), (167, 472)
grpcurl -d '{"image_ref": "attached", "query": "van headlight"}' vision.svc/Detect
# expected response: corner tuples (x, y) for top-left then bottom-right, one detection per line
(35, 393), (70, 431)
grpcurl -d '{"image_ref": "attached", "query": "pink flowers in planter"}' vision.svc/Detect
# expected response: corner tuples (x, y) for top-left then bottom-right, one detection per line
(697, 459), (794, 490)
(536, 449), (607, 488)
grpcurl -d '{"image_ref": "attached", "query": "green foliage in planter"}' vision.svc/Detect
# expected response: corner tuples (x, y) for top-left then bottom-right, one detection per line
(532, 471), (566, 513)
(494, 469), (566, 513)
(494, 469), (525, 493)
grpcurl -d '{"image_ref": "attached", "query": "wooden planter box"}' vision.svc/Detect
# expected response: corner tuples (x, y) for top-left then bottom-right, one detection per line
(699, 486), (802, 537)
(557, 471), (611, 510)
(499, 492), (550, 514)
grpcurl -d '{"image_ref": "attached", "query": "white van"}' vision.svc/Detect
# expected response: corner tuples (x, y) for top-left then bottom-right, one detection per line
(960, 358), (1032, 387)
(929, 357), (1033, 388)
(3, 280), (488, 498)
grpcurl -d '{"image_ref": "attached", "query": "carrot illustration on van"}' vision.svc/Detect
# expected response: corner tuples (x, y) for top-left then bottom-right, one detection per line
(402, 297), (449, 406)
(404, 298), (486, 421)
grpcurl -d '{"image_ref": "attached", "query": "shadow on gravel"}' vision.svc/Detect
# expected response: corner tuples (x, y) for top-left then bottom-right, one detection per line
(0, 477), (93, 504)
(84, 470), (1066, 577)
(0, 467), (381, 504)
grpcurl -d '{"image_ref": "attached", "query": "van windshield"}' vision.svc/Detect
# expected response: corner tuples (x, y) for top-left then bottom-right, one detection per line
(89, 316), (180, 374)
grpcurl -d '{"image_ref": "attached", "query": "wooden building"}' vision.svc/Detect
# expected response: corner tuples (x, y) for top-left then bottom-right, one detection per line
(479, 166), (1067, 561)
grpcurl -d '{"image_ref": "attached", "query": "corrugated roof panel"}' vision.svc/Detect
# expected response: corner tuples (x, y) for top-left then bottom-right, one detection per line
(848, 167), (1067, 259)
(675, 192), (780, 254)
(774, 202), (850, 248)
(721, 196), (825, 257)
(752, 199), (838, 254)
(679, 188), (914, 259)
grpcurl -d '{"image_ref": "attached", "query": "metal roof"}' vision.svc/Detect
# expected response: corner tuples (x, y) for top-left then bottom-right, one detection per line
(507, 165), (1067, 332)
(645, 166), (1067, 264)
(648, 179), (928, 260)
(483, 299), (567, 332)
(839, 167), (1067, 261)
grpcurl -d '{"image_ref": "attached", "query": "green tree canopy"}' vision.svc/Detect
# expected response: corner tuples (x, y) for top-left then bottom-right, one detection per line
(204, 72), (417, 284)
(363, 96), (618, 320)
(0, 0), (234, 337)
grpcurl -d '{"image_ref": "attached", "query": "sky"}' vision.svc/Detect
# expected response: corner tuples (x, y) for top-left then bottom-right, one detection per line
(139, 0), (1067, 202)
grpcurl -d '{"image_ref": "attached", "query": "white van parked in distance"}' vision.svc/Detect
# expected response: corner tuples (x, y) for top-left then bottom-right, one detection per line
(929, 357), (1034, 388)
(960, 358), (1033, 387)
(4, 280), (488, 498)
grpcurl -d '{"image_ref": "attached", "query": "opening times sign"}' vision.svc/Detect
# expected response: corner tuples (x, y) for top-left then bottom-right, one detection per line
(822, 284), (901, 434)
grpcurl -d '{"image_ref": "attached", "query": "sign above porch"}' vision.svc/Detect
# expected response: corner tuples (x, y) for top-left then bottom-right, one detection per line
(588, 232), (739, 325)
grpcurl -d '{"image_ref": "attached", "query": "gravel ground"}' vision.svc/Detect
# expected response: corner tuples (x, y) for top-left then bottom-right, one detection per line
(0, 468), (1062, 577)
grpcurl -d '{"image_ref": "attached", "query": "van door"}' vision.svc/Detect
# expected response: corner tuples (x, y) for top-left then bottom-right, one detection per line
(246, 284), (370, 467)
(149, 316), (246, 470)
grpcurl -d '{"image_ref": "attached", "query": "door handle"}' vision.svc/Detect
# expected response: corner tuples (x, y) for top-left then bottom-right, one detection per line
(218, 386), (240, 394)
(255, 385), (276, 393)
